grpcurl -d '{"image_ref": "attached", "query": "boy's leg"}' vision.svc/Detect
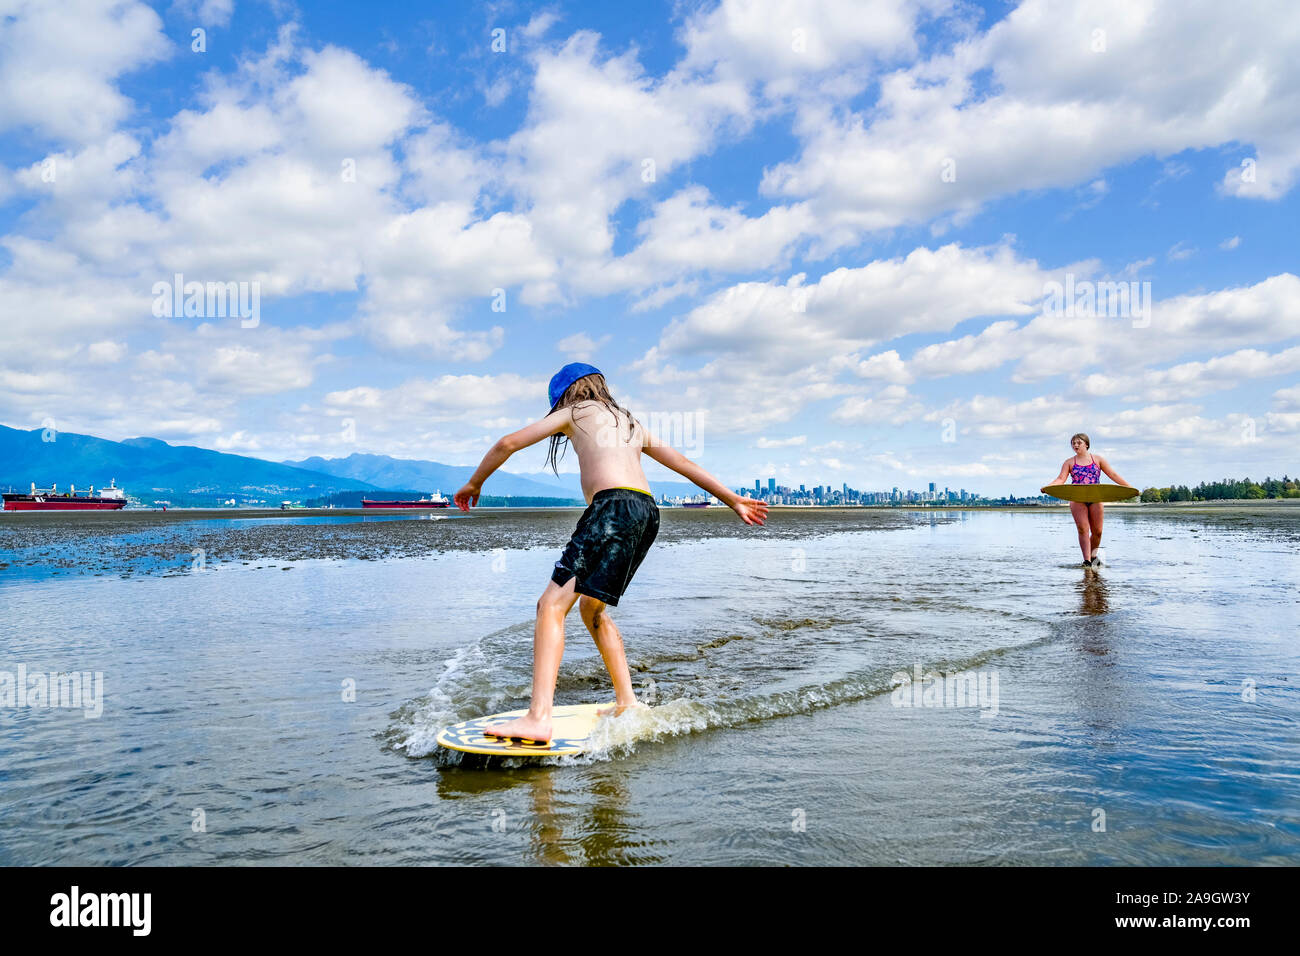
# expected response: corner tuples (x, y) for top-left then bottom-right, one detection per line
(578, 595), (641, 715)
(483, 577), (579, 741)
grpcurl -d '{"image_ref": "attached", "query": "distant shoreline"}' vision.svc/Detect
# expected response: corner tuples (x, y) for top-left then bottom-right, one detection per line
(770, 498), (1300, 510)
(3, 498), (1297, 520)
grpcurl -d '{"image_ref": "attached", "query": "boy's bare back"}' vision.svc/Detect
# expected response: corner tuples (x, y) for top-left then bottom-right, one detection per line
(560, 401), (652, 504)
(453, 382), (768, 526)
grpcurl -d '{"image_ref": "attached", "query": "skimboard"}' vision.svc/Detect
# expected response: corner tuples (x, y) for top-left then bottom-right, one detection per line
(436, 703), (615, 757)
(1042, 484), (1139, 503)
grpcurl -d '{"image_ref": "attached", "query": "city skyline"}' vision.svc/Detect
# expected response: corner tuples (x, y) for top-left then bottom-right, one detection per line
(723, 477), (1014, 506)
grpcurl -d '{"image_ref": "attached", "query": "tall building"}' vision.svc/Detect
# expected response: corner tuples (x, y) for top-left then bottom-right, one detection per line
(754, 479), (760, 493)
(768, 477), (776, 493)
(799, 484), (805, 492)
(929, 482), (936, 493)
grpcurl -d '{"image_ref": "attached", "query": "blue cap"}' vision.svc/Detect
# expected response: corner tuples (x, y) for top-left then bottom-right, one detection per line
(548, 362), (602, 411)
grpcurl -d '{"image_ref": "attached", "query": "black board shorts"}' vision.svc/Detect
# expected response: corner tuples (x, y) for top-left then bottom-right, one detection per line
(551, 488), (660, 606)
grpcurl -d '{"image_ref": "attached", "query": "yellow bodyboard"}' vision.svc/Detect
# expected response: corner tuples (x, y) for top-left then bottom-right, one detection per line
(1042, 484), (1140, 503)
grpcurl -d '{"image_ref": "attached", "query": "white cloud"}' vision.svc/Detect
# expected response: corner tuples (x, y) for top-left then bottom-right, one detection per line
(897, 274), (1300, 385)
(909, 320), (1021, 378)
(522, 10), (561, 40)
(556, 332), (611, 361)
(623, 240), (1067, 435)
(922, 394), (1091, 443)
(846, 349), (914, 384)
(213, 429), (263, 451)
(1262, 411), (1300, 434)
(1272, 384), (1300, 412)
(1080, 347), (1300, 403)
(12, 133), (143, 210)
(922, 394), (1285, 470)
(2, 27), (557, 381)
(677, 0), (936, 99)
(810, 439), (862, 453)
(502, 31), (751, 275)
(761, 0), (1300, 238)
(85, 341), (128, 364)
(323, 373), (543, 418)
(358, 205), (550, 357)
(171, 0), (234, 28)
(591, 186), (815, 291)
(1122, 257), (1155, 278)
(1073, 177), (1108, 211)
(831, 385), (923, 424)
(650, 241), (1056, 370)
(0, 0), (170, 144)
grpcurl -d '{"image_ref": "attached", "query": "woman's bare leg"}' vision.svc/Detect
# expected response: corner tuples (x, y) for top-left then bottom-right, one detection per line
(1089, 502), (1104, 554)
(578, 595), (640, 714)
(483, 577), (578, 741)
(1070, 500), (1092, 561)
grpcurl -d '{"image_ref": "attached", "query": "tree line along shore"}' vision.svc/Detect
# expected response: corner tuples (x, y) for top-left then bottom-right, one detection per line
(1138, 475), (1297, 502)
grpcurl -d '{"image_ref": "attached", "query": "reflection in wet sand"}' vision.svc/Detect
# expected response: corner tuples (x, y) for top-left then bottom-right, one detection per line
(1076, 569), (1110, 618)
(434, 760), (660, 865)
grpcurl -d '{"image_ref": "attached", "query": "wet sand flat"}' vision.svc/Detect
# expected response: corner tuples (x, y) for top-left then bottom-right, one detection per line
(0, 507), (933, 576)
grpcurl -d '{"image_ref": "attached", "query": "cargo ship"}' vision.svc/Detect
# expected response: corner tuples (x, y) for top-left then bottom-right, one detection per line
(362, 490), (451, 509)
(3, 479), (128, 511)
(682, 494), (719, 508)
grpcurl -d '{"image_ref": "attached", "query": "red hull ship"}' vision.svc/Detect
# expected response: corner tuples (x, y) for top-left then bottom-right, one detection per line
(3, 479), (128, 511)
(362, 490), (451, 509)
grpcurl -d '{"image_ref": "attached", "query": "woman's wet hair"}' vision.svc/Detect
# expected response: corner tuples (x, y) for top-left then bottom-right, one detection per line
(545, 373), (641, 475)
(1071, 432), (1091, 449)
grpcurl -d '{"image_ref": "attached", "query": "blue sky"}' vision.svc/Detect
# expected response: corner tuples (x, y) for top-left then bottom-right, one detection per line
(1, 0), (1297, 496)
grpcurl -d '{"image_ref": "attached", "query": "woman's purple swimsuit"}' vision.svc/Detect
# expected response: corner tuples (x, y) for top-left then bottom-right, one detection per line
(1070, 458), (1100, 484)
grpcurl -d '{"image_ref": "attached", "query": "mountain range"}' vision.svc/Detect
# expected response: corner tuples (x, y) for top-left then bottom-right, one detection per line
(0, 424), (373, 499)
(0, 425), (709, 502)
(280, 452), (583, 498)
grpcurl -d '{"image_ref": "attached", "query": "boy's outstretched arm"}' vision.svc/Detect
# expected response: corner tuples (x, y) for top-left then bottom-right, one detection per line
(643, 438), (769, 525)
(453, 407), (572, 511)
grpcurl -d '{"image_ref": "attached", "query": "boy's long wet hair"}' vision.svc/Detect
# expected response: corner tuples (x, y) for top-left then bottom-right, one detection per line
(545, 373), (640, 476)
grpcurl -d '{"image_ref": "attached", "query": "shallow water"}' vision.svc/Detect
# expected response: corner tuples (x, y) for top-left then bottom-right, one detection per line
(1, 507), (1296, 865)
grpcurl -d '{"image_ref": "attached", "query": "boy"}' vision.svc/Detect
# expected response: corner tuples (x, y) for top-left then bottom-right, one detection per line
(453, 363), (769, 741)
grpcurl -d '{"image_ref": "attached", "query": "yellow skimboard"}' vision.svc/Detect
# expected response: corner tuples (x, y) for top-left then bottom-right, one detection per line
(436, 703), (615, 757)
(1042, 484), (1139, 503)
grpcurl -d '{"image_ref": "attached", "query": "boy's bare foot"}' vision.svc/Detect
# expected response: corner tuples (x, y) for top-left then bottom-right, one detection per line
(483, 714), (552, 742)
(597, 701), (649, 717)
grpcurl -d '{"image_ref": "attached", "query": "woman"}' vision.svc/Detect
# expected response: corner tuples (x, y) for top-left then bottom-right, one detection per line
(1049, 433), (1132, 567)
